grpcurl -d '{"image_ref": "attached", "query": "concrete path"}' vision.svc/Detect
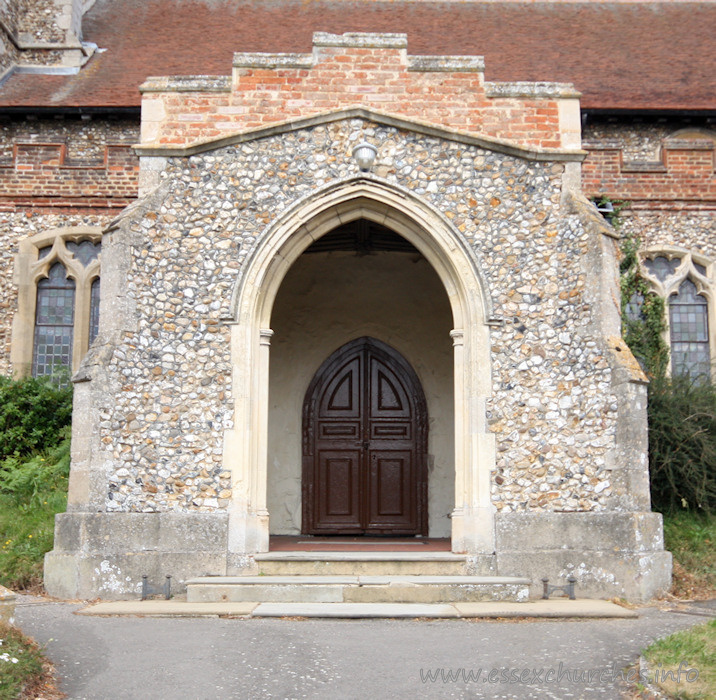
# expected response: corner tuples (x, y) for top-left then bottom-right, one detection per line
(14, 595), (715, 700)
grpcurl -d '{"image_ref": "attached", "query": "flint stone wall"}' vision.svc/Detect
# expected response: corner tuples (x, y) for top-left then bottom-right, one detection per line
(0, 117), (139, 161)
(12, 0), (80, 45)
(623, 212), (716, 259)
(87, 117), (627, 516)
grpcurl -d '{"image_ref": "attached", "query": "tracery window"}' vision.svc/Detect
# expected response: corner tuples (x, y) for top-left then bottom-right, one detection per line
(641, 248), (714, 380)
(32, 263), (76, 376)
(12, 227), (102, 378)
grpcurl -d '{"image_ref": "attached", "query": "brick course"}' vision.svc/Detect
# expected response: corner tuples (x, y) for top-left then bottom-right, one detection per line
(582, 139), (716, 208)
(0, 142), (139, 210)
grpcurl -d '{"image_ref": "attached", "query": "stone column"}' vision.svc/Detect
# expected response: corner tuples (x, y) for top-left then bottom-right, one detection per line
(451, 328), (496, 556)
(450, 329), (468, 551)
(252, 328), (273, 552)
(226, 325), (272, 573)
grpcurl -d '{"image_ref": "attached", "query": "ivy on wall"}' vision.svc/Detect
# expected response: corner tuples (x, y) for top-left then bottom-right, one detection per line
(619, 231), (669, 380)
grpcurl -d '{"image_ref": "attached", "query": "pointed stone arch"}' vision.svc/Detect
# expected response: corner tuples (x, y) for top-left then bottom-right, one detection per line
(223, 175), (496, 563)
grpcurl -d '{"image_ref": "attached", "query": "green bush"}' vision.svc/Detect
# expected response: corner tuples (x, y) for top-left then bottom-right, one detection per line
(0, 374), (72, 459)
(649, 375), (716, 514)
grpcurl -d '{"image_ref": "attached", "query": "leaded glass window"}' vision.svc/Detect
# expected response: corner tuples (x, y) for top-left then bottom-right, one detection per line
(32, 263), (75, 376)
(638, 249), (713, 380)
(625, 292), (644, 322)
(670, 279), (710, 379)
(90, 277), (101, 344)
(644, 256), (681, 282)
(67, 239), (101, 267)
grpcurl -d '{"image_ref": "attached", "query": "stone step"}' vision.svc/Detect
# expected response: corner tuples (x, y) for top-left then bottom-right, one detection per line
(186, 575), (530, 604)
(254, 551), (480, 576)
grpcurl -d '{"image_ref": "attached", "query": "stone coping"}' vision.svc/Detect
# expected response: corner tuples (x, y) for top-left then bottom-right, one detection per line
(407, 56), (485, 73)
(232, 54), (313, 70)
(485, 81), (580, 99)
(313, 32), (408, 49)
(140, 76), (231, 93)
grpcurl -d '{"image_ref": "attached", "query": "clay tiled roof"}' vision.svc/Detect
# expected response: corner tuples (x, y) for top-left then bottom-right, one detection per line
(1, 0), (714, 111)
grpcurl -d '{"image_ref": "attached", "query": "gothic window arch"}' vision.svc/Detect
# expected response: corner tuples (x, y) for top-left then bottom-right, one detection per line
(11, 227), (102, 378)
(640, 247), (714, 380)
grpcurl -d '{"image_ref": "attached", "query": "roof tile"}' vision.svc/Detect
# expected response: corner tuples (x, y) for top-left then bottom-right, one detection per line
(1, 0), (713, 111)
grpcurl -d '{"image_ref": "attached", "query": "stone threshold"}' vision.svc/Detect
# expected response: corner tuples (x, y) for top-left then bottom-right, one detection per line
(268, 536), (452, 552)
(76, 599), (638, 619)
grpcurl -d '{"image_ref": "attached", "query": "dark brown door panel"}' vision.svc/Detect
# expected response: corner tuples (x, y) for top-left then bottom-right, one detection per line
(303, 337), (428, 535)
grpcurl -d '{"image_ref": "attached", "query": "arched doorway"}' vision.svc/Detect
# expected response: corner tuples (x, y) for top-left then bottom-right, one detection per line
(302, 337), (428, 535)
(226, 178), (496, 556)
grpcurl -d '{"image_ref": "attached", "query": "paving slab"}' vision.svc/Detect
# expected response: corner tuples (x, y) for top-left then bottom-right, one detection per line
(76, 600), (257, 617)
(455, 599), (638, 618)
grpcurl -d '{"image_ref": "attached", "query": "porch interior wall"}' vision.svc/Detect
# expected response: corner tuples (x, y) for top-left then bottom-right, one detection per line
(268, 249), (454, 537)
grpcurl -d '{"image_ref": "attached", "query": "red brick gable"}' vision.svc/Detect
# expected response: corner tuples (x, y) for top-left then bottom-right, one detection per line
(138, 34), (580, 152)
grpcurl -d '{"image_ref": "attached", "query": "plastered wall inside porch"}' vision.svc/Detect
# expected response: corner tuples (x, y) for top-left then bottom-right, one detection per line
(268, 249), (454, 537)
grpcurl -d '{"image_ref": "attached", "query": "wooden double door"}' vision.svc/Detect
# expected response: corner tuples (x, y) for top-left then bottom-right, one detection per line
(302, 337), (428, 535)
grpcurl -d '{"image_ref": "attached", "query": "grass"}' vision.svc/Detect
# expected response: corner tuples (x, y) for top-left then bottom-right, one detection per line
(0, 433), (70, 592)
(0, 620), (59, 700)
(0, 490), (67, 592)
(663, 511), (716, 600)
(642, 619), (716, 699)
